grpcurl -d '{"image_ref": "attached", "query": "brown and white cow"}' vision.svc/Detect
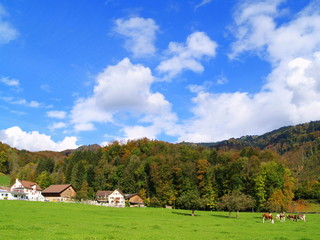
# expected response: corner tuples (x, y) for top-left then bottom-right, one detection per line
(287, 214), (296, 221)
(287, 214), (306, 222)
(294, 214), (306, 222)
(279, 213), (286, 222)
(262, 213), (274, 224)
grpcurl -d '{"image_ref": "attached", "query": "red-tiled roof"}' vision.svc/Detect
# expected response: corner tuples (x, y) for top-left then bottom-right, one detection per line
(0, 186), (10, 191)
(19, 180), (42, 191)
(42, 184), (75, 194)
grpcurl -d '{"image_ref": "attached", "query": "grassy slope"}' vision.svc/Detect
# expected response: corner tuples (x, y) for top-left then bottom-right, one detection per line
(0, 201), (319, 240)
(0, 173), (10, 187)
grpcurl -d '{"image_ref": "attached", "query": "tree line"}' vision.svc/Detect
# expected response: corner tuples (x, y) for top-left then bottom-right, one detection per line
(1, 136), (319, 212)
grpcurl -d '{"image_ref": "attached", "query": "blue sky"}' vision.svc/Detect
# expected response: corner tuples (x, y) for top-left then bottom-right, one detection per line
(1, 0), (320, 151)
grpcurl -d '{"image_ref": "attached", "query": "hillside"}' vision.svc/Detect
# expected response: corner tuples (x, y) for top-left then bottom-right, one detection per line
(198, 121), (320, 154)
(0, 121), (320, 211)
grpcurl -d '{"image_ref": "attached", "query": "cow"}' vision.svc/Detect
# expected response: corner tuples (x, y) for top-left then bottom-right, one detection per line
(279, 212), (286, 222)
(294, 214), (306, 222)
(287, 214), (296, 221)
(262, 213), (274, 224)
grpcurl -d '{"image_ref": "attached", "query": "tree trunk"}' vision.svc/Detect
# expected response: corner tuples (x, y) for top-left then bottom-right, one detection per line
(191, 210), (195, 216)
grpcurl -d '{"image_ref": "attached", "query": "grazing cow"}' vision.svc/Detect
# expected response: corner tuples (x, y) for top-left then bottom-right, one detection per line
(276, 214), (280, 220)
(287, 214), (296, 221)
(279, 213), (286, 222)
(294, 214), (306, 222)
(262, 213), (274, 224)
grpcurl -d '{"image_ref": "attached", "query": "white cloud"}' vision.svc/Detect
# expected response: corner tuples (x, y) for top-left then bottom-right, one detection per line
(0, 3), (18, 45)
(195, 0), (213, 9)
(0, 126), (79, 151)
(49, 122), (67, 131)
(229, 0), (320, 63)
(216, 74), (228, 85)
(47, 110), (67, 119)
(122, 125), (159, 140)
(114, 17), (159, 58)
(2, 97), (40, 108)
(178, 0), (320, 143)
(41, 84), (51, 93)
(0, 77), (20, 87)
(157, 32), (217, 79)
(71, 58), (178, 139)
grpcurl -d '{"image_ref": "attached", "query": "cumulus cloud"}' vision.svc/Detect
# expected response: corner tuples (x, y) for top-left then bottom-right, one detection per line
(71, 58), (178, 139)
(114, 17), (159, 58)
(0, 77), (20, 87)
(178, 0), (320, 143)
(0, 126), (79, 151)
(157, 32), (217, 79)
(229, 0), (320, 62)
(0, 3), (19, 45)
(47, 110), (67, 119)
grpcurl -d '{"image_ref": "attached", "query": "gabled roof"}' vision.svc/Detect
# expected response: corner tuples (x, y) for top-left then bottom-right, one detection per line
(42, 184), (75, 194)
(96, 189), (124, 197)
(18, 179), (42, 191)
(96, 190), (113, 197)
(124, 193), (138, 199)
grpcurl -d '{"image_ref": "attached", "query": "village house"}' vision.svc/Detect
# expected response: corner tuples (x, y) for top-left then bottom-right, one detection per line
(0, 187), (28, 200)
(125, 193), (145, 207)
(42, 184), (77, 202)
(96, 189), (125, 208)
(10, 179), (45, 201)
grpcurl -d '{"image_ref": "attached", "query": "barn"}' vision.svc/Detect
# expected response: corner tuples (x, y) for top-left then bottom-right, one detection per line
(125, 193), (145, 207)
(42, 184), (76, 202)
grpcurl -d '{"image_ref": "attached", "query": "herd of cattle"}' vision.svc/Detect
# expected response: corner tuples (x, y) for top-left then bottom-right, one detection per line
(262, 212), (306, 224)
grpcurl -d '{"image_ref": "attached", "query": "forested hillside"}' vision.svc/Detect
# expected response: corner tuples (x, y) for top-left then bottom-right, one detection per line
(1, 121), (320, 211)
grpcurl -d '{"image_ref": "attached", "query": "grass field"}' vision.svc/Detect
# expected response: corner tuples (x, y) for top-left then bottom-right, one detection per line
(0, 173), (10, 187)
(0, 201), (319, 240)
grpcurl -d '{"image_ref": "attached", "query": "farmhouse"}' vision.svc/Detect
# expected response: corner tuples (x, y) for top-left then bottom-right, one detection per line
(42, 184), (77, 202)
(10, 179), (45, 201)
(96, 189), (125, 208)
(125, 193), (145, 207)
(0, 187), (28, 200)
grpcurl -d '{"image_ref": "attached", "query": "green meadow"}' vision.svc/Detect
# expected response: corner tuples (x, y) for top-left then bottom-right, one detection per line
(0, 201), (319, 240)
(0, 173), (10, 187)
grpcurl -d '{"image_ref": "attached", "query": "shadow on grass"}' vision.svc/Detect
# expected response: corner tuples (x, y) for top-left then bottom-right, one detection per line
(171, 211), (200, 217)
(210, 214), (231, 218)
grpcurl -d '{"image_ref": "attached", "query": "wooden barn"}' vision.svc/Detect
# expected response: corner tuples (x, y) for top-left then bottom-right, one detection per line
(125, 193), (144, 207)
(42, 184), (76, 202)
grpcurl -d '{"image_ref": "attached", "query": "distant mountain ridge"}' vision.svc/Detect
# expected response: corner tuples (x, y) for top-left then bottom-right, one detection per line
(195, 121), (320, 154)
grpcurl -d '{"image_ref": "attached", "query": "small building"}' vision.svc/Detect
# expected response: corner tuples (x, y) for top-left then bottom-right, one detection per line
(10, 179), (45, 201)
(125, 193), (145, 207)
(42, 184), (76, 202)
(96, 189), (125, 208)
(0, 187), (28, 200)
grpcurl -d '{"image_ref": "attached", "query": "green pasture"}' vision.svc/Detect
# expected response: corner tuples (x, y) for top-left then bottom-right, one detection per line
(0, 173), (10, 187)
(0, 201), (319, 240)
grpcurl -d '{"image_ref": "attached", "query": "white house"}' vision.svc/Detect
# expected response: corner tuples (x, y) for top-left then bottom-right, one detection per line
(0, 188), (28, 200)
(10, 179), (45, 201)
(96, 189), (125, 208)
